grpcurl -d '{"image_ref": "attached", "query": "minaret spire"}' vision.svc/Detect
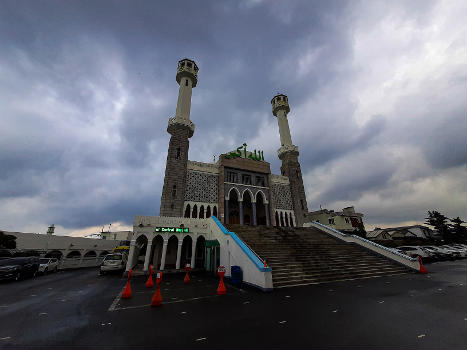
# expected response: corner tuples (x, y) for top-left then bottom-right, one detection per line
(271, 94), (309, 226)
(160, 59), (199, 217)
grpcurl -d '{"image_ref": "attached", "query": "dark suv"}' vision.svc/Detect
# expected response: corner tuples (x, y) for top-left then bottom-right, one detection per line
(0, 256), (40, 281)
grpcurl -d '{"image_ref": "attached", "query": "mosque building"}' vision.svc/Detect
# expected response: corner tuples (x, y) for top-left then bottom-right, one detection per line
(160, 58), (308, 229)
(126, 59), (421, 289)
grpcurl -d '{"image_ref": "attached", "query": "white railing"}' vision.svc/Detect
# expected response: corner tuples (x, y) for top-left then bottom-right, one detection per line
(305, 221), (421, 271)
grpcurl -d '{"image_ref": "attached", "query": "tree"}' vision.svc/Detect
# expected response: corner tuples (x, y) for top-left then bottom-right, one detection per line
(0, 231), (17, 249)
(425, 211), (450, 242)
(354, 226), (367, 239)
(449, 217), (467, 243)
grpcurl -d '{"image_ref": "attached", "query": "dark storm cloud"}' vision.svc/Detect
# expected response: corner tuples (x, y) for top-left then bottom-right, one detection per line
(0, 0), (465, 233)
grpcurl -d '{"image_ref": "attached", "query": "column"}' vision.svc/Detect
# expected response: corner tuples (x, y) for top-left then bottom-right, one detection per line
(175, 240), (183, 270)
(265, 204), (270, 226)
(159, 240), (168, 270)
(239, 200), (243, 225)
(190, 236), (197, 268)
(224, 199), (229, 224)
(143, 242), (153, 271)
(252, 201), (257, 226)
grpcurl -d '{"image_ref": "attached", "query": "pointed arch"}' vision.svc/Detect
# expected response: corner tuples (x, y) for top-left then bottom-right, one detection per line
(255, 190), (267, 204)
(241, 188), (254, 202)
(192, 204), (198, 218)
(206, 206), (211, 218)
(285, 212), (289, 227)
(275, 211), (279, 227)
(226, 187), (241, 201)
(199, 205), (205, 219)
(213, 206), (218, 218)
(290, 214), (294, 227)
(184, 204), (191, 218)
(280, 212), (285, 227)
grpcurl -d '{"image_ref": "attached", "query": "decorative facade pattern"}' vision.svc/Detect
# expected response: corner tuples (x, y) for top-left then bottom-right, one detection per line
(184, 170), (218, 203)
(271, 183), (293, 210)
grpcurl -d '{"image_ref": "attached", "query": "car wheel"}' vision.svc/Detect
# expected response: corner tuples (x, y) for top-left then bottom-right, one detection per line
(44, 268), (48, 275)
(54, 267), (58, 273)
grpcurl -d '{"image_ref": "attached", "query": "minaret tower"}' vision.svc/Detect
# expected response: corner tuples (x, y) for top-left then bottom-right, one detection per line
(271, 94), (309, 226)
(160, 58), (199, 217)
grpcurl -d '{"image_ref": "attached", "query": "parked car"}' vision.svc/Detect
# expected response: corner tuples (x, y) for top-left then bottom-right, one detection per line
(438, 245), (461, 259)
(100, 253), (127, 275)
(449, 244), (467, 257)
(38, 258), (59, 274)
(0, 256), (40, 281)
(396, 246), (431, 260)
(419, 246), (444, 261)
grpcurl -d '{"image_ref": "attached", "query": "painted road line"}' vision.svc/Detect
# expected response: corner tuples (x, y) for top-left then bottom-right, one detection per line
(195, 337), (207, 342)
(113, 294), (222, 311)
(279, 320), (287, 324)
(108, 286), (125, 312)
(0, 337), (11, 341)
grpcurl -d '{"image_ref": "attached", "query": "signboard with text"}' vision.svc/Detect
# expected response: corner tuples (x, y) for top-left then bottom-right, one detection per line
(154, 227), (189, 233)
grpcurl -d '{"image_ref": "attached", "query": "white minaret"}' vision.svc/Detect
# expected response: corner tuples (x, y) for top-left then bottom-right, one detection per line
(46, 224), (55, 235)
(271, 94), (298, 156)
(174, 58), (198, 123)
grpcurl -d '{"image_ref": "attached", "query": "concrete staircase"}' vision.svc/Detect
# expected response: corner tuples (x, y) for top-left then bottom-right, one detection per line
(226, 224), (411, 288)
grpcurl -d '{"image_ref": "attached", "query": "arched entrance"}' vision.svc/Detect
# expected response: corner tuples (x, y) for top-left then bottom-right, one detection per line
(164, 235), (178, 269)
(242, 190), (253, 225)
(132, 234), (148, 269)
(228, 189), (240, 224)
(151, 235), (164, 269)
(45, 250), (63, 260)
(195, 236), (206, 268)
(180, 235), (193, 268)
(256, 192), (267, 225)
(66, 251), (81, 259)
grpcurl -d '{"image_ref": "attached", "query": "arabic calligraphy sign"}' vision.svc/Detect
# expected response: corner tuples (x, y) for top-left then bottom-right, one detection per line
(225, 143), (265, 161)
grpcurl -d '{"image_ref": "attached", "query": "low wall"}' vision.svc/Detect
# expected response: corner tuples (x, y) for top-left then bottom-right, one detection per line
(59, 257), (105, 270)
(304, 222), (422, 271)
(209, 217), (273, 291)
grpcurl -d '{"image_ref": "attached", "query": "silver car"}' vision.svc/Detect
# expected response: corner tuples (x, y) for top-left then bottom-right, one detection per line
(100, 253), (127, 275)
(38, 258), (59, 274)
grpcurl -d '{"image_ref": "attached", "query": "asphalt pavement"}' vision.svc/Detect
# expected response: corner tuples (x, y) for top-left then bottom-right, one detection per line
(0, 261), (465, 349)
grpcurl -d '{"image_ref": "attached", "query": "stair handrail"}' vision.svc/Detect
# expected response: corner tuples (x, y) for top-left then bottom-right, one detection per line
(211, 216), (272, 272)
(311, 221), (417, 261)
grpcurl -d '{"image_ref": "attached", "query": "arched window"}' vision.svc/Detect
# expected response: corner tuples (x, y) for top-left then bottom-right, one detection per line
(192, 204), (198, 218)
(206, 206), (211, 218)
(176, 147), (181, 159)
(184, 204), (191, 218)
(199, 205), (204, 219)
(172, 185), (177, 198)
(213, 206), (217, 218)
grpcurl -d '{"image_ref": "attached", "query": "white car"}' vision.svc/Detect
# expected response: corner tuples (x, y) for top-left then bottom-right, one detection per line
(39, 258), (59, 274)
(396, 246), (431, 259)
(449, 244), (467, 257)
(100, 253), (127, 275)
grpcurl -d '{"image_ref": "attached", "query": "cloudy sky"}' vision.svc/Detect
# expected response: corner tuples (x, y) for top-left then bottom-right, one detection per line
(1, 0), (465, 236)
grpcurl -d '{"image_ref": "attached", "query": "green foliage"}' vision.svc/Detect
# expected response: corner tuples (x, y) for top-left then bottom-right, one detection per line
(0, 231), (17, 249)
(425, 211), (466, 243)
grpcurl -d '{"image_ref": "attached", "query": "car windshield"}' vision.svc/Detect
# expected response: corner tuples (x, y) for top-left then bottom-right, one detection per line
(40, 258), (50, 264)
(104, 255), (122, 261)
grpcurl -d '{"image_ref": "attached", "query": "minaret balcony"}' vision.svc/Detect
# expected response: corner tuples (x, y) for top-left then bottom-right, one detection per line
(176, 58), (199, 87)
(277, 144), (299, 158)
(168, 116), (195, 138)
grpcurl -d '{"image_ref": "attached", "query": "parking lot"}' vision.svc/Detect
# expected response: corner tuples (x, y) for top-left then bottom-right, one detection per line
(0, 261), (465, 349)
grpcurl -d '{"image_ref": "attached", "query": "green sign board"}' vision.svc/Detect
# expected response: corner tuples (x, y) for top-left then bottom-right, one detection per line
(225, 143), (264, 161)
(154, 227), (189, 233)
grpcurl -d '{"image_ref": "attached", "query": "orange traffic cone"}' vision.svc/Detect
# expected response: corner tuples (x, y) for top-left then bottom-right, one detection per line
(417, 256), (428, 274)
(184, 271), (190, 284)
(121, 269), (133, 299)
(217, 274), (226, 295)
(151, 274), (162, 307)
(145, 265), (154, 288)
